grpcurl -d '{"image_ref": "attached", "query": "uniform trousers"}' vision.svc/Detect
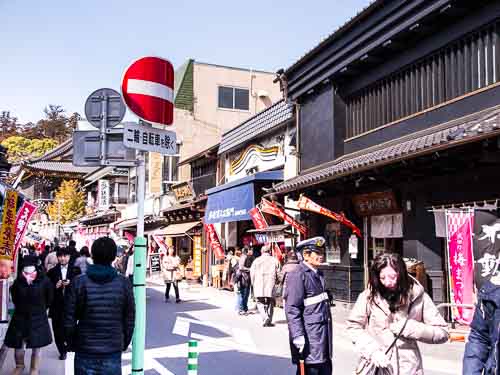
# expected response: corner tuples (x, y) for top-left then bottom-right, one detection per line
(296, 359), (332, 375)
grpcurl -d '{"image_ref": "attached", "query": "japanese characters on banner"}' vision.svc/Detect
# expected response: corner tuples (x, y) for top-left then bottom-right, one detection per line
(204, 223), (225, 260)
(298, 195), (362, 238)
(193, 236), (202, 277)
(446, 210), (475, 325)
(260, 198), (307, 235)
(13, 201), (38, 259)
(0, 190), (18, 260)
(98, 180), (110, 208)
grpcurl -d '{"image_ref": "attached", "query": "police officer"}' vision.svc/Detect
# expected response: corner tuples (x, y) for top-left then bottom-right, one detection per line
(284, 237), (333, 375)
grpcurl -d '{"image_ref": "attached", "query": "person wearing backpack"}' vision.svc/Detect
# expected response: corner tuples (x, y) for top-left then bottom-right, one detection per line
(347, 252), (449, 375)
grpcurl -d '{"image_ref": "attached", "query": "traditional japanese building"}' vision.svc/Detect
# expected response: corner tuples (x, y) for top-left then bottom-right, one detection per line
(271, 0), (500, 304)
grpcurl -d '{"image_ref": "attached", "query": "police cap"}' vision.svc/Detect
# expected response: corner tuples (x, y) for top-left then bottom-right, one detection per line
(296, 236), (326, 254)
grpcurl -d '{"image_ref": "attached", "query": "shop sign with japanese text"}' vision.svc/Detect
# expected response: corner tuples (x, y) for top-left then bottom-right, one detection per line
(0, 190), (18, 260)
(172, 181), (195, 202)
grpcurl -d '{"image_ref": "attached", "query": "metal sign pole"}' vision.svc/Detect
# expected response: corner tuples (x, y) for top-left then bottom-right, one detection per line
(100, 94), (108, 165)
(132, 150), (147, 375)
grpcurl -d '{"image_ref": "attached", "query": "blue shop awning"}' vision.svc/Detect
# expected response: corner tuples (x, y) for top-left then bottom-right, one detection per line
(204, 170), (283, 224)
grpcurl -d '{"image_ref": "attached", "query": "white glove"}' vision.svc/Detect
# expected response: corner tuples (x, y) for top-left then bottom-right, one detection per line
(371, 350), (390, 368)
(293, 336), (305, 353)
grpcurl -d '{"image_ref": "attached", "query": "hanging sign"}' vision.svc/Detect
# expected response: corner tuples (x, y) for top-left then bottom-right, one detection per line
(0, 190), (18, 260)
(14, 200), (38, 259)
(249, 207), (268, 230)
(98, 180), (110, 208)
(298, 195), (362, 238)
(446, 210), (475, 325)
(204, 223), (225, 260)
(193, 235), (202, 277)
(352, 191), (399, 216)
(260, 198), (307, 235)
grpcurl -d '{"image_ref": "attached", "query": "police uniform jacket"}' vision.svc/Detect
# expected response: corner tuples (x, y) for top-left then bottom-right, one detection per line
(284, 262), (333, 365)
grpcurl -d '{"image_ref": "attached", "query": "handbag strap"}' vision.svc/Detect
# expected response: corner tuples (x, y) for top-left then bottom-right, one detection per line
(384, 300), (415, 355)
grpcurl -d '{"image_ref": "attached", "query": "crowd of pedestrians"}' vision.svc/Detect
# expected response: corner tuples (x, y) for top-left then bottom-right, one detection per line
(0, 237), (135, 375)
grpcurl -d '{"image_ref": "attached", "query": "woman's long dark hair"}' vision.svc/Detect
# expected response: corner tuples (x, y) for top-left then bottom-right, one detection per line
(368, 252), (413, 312)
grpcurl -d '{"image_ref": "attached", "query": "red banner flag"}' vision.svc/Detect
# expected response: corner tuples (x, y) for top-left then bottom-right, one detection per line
(249, 207), (268, 230)
(446, 210), (475, 325)
(13, 200), (38, 263)
(260, 198), (307, 235)
(298, 195), (362, 238)
(204, 223), (225, 260)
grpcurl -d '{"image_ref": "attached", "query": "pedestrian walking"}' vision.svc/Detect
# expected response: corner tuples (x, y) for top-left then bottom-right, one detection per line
(74, 246), (93, 274)
(47, 247), (80, 360)
(250, 244), (279, 327)
(44, 245), (59, 272)
(4, 254), (53, 375)
(284, 237), (333, 375)
(280, 250), (300, 308)
(125, 246), (135, 283)
(463, 275), (500, 374)
(347, 252), (449, 375)
(239, 247), (255, 313)
(162, 247), (181, 303)
(67, 240), (79, 265)
(230, 249), (242, 312)
(64, 236), (135, 375)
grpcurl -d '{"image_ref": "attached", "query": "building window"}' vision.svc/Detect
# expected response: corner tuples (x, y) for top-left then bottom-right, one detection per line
(218, 86), (249, 110)
(346, 21), (500, 139)
(162, 155), (180, 193)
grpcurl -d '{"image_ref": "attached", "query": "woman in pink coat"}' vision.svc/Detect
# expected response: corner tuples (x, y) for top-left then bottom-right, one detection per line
(347, 252), (449, 375)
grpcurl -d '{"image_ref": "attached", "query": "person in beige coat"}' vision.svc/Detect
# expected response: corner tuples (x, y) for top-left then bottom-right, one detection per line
(250, 245), (279, 326)
(162, 247), (181, 303)
(347, 252), (449, 375)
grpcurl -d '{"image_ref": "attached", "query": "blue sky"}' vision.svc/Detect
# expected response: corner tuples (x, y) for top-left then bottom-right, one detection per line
(0, 0), (372, 124)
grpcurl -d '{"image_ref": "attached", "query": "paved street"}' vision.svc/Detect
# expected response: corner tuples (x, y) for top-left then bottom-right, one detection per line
(4, 282), (464, 374)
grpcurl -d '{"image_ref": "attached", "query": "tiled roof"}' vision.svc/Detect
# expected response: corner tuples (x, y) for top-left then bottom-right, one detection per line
(273, 106), (500, 194)
(25, 161), (98, 175)
(218, 100), (294, 155)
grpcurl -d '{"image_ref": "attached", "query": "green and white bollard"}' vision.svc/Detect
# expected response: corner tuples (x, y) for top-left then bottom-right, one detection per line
(188, 340), (199, 375)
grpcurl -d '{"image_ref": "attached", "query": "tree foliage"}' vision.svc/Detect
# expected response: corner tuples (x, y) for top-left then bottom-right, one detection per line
(0, 111), (19, 142)
(47, 180), (86, 224)
(1, 136), (58, 162)
(26, 105), (79, 142)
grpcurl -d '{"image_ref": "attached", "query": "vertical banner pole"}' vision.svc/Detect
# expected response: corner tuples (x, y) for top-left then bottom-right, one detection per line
(132, 151), (146, 374)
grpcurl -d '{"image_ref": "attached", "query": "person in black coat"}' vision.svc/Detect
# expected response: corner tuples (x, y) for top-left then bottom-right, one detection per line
(47, 247), (80, 360)
(4, 254), (53, 375)
(64, 236), (135, 375)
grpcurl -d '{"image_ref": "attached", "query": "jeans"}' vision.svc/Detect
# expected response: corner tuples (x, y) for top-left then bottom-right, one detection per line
(74, 352), (122, 375)
(238, 286), (250, 312)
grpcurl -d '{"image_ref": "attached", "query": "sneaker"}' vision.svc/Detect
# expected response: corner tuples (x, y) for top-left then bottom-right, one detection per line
(176, 299), (181, 303)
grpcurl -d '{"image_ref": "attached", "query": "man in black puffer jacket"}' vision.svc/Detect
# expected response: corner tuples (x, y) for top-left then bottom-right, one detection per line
(64, 237), (135, 375)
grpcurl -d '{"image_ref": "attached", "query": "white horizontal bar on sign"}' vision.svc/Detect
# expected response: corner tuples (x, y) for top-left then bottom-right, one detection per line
(127, 79), (173, 103)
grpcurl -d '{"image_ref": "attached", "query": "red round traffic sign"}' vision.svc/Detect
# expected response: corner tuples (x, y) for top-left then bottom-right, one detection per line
(121, 56), (174, 126)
